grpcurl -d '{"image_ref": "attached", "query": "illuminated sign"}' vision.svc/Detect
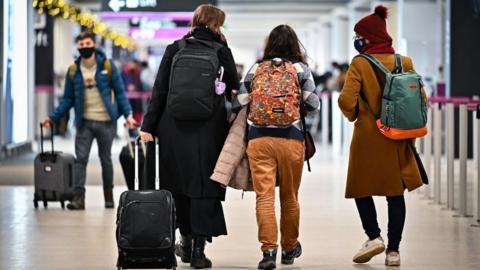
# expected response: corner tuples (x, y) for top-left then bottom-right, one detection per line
(102, 0), (216, 12)
(128, 27), (190, 40)
(108, 0), (158, 12)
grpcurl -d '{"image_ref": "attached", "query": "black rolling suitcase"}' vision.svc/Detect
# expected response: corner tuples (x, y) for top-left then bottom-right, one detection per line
(119, 128), (145, 190)
(116, 137), (177, 270)
(33, 123), (75, 209)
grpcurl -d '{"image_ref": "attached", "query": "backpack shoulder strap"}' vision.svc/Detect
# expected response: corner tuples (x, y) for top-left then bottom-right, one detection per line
(178, 39), (187, 50)
(103, 59), (115, 104)
(355, 55), (386, 87)
(353, 55), (383, 120)
(393, 54), (403, 73)
(359, 54), (392, 75)
(103, 59), (112, 83)
(68, 63), (77, 81)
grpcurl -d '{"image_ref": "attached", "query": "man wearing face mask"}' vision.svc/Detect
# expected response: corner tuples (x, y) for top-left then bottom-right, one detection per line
(42, 31), (136, 210)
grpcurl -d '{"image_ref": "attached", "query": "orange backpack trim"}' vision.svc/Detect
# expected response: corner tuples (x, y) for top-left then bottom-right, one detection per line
(376, 119), (428, 140)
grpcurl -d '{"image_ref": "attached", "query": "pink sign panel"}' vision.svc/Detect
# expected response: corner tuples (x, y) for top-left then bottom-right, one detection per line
(128, 27), (190, 40)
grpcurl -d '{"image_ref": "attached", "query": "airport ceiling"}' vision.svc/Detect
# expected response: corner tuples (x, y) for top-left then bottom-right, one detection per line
(218, 0), (352, 43)
(219, 0), (351, 13)
(71, 0), (352, 13)
(71, 0), (353, 45)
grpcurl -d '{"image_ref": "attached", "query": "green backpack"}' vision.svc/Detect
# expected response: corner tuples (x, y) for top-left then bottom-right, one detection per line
(359, 54), (428, 140)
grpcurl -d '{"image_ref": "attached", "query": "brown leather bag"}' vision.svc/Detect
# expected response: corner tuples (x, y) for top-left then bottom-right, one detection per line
(304, 130), (316, 161)
(300, 105), (316, 171)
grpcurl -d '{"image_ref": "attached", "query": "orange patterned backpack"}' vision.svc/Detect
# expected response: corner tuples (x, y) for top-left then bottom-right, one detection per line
(248, 59), (301, 127)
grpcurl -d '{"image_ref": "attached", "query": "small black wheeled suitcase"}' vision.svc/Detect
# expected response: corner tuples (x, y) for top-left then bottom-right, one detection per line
(116, 136), (177, 270)
(33, 123), (75, 209)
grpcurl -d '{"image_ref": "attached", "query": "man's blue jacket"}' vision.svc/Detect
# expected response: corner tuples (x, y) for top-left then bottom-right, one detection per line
(50, 49), (132, 127)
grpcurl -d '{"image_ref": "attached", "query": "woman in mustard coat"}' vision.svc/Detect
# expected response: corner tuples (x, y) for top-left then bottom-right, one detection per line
(338, 6), (423, 267)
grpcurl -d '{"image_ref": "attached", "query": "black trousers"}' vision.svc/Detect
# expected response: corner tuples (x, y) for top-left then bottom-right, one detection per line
(354, 196), (406, 251)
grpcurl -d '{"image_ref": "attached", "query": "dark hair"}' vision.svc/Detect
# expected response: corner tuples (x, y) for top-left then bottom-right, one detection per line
(75, 31), (96, 43)
(263, 25), (305, 63)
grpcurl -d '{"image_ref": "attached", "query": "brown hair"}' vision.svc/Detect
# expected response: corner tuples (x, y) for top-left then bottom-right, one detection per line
(263, 25), (306, 63)
(75, 31), (96, 43)
(191, 4), (225, 35)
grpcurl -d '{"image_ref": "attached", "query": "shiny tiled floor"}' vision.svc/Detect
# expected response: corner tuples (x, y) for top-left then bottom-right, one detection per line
(1, 144), (480, 269)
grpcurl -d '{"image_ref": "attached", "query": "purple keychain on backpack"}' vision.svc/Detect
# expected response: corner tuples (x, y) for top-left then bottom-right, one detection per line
(215, 66), (226, 95)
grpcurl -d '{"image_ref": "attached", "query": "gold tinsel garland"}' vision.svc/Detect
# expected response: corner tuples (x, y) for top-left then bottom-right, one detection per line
(33, 0), (136, 51)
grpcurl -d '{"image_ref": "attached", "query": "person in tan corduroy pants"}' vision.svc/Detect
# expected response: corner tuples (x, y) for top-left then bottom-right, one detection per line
(247, 137), (304, 252)
(232, 25), (320, 270)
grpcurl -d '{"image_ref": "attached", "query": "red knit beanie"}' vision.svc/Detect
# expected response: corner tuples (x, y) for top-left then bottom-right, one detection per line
(354, 5), (392, 44)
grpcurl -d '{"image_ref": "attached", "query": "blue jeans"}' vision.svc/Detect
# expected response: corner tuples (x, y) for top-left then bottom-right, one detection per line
(74, 120), (116, 193)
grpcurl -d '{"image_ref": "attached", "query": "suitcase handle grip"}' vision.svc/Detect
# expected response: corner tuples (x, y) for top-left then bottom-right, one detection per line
(40, 123), (54, 154)
(124, 124), (144, 159)
(134, 136), (160, 190)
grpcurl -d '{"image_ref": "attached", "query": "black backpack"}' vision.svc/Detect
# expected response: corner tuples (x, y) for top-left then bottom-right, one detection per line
(167, 38), (224, 120)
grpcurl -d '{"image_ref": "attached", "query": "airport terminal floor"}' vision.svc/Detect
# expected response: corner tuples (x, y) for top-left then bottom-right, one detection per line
(0, 139), (479, 270)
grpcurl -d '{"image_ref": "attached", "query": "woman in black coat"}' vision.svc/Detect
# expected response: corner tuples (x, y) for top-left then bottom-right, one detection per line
(139, 4), (239, 269)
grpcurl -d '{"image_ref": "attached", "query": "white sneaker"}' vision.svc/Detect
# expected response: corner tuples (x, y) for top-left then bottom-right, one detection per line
(385, 251), (401, 266)
(353, 237), (386, 263)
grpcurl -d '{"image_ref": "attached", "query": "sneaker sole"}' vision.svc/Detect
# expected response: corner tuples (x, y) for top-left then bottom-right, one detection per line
(353, 244), (385, 264)
(258, 261), (276, 269)
(385, 259), (401, 266)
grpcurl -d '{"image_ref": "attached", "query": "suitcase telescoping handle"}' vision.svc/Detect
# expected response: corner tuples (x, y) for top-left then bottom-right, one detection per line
(124, 123), (144, 159)
(40, 123), (54, 154)
(134, 136), (160, 191)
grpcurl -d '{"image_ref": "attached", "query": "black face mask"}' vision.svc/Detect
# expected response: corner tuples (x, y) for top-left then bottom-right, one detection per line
(354, 39), (367, 53)
(78, 47), (95, 58)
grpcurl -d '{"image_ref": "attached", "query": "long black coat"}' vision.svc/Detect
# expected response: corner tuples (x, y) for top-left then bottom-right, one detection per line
(141, 28), (239, 200)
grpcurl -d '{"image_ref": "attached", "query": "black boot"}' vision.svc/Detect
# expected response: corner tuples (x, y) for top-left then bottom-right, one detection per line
(104, 190), (114, 209)
(67, 192), (85, 210)
(175, 234), (192, 263)
(190, 236), (212, 269)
